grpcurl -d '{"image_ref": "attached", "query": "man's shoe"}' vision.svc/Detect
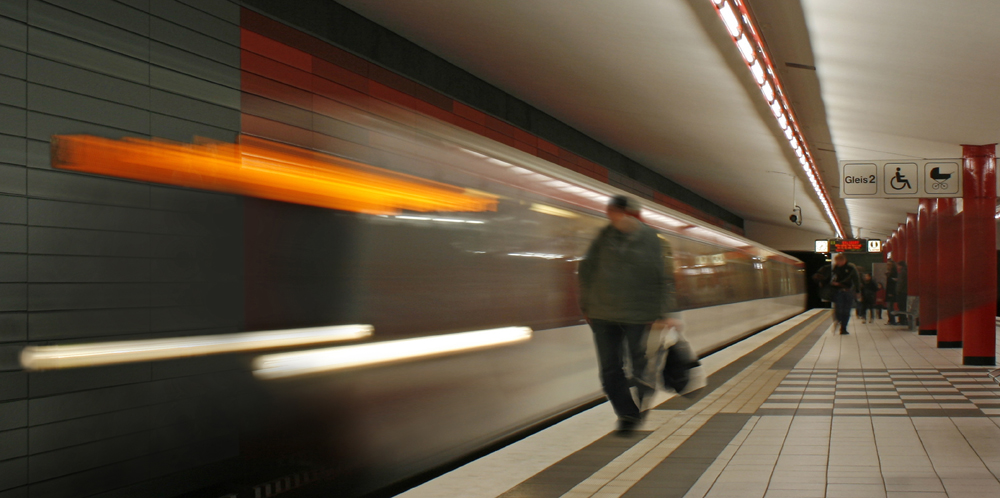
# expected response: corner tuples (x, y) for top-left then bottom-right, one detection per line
(616, 416), (641, 433)
(840, 330), (849, 335)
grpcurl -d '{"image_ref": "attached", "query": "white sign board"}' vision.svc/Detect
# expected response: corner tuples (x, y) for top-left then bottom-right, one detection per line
(839, 159), (962, 198)
(867, 240), (882, 253)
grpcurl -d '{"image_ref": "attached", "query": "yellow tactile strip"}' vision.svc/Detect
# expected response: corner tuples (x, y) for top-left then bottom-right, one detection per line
(558, 311), (832, 498)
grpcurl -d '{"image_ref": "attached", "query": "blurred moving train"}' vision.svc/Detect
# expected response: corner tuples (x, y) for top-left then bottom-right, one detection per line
(40, 86), (806, 497)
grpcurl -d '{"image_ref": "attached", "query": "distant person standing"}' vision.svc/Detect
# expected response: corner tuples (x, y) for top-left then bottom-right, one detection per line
(885, 261), (898, 324)
(875, 283), (886, 320)
(578, 195), (678, 432)
(830, 254), (861, 334)
(894, 261), (908, 325)
(860, 273), (877, 323)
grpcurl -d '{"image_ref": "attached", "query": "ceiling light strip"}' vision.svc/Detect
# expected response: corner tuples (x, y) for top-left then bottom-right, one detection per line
(710, 0), (845, 238)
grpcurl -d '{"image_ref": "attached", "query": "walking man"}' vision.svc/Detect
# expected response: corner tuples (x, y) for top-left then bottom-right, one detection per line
(831, 253), (861, 334)
(578, 195), (678, 432)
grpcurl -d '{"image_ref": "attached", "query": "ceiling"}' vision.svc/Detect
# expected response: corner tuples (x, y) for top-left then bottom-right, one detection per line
(333, 0), (1000, 242)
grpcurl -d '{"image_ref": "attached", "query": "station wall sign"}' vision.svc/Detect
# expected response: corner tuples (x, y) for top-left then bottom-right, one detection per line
(838, 159), (962, 198)
(815, 239), (882, 253)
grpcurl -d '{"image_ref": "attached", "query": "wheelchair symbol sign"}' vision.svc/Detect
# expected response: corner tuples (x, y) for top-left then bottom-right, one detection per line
(884, 163), (918, 195)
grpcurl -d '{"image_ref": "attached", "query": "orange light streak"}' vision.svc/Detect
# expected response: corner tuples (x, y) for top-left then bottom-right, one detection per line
(51, 135), (498, 215)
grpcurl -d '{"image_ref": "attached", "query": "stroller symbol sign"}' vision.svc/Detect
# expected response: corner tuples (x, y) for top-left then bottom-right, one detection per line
(924, 162), (959, 194)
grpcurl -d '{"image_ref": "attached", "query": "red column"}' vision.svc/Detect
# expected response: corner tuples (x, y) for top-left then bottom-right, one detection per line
(918, 199), (938, 335)
(906, 213), (919, 300)
(961, 144), (997, 365)
(896, 223), (907, 262)
(937, 197), (962, 348)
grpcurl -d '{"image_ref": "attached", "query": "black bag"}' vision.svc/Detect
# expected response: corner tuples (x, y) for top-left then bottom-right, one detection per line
(662, 338), (700, 393)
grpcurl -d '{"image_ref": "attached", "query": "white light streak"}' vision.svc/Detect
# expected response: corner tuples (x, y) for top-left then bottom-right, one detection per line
(719, 1), (741, 37)
(750, 60), (765, 84)
(736, 35), (755, 63)
(21, 325), (374, 371)
(508, 252), (566, 259)
(761, 81), (775, 102)
(253, 327), (532, 379)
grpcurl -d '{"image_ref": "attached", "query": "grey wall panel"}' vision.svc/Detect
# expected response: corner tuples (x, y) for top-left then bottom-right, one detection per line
(40, 0), (148, 36)
(0, 47), (25, 79)
(149, 66), (238, 109)
(150, 0), (237, 43)
(149, 186), (238, 213)
(0, 106), (26, 137)
(27, 112), (145, 142)
(0, 225), (26, 253)
(0, 373), (26, 401)
(150, 41), (239, 89)
(0, 346), (20, 371)
(29, 432), (149, 483)
(28, 199), (149, 232)
(29, 364), (151, 399)
(150, 259), (230, 282)
(0, 196), (26, 224)
(26, 458), (148, 498)
(0, 166), (26, 196)
(28, 28), (148, 84)
(150, 355), (241, 380)
(115, 0), (149, 13)
(0, 458), (26, 492)
(28, 227), (150, 257)
(28, 57), (149, 109)
(178, 0), (238, 25)
(24, 140), (46, 169)
(28, 84), (151, 134)
(150, 89), (239, 130)
(0, 16), (26, 51)
(28, 308), (149, 341)
(0, 286), (26, 312)
(27, 169), (150, 209)
(28, 255), (150, 283)
(0, 401), (26, 432)
(0, 314), (26, 342)
(147, 209), (232, 237)
(149, 113), (237, 143)
(0, 430), (26, 461)
(150, 282), (238, 307)
(0, 136), (26, 166)
(28, 407), (149, 454)
(150, 306), (233, 332)
(0, 256), (26, 282)
(0, 486), (25, 498)
(0, 76), (26, 108)
(28, 383), (154, 425)
(149, 18), (238, 67)
(28, 0), (148, 61)
(28, 283), (150, 311)
(0, 0), (27, 22)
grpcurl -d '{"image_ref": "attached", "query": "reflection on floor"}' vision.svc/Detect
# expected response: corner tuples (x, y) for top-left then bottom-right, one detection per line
(400, 309), (1000, 498)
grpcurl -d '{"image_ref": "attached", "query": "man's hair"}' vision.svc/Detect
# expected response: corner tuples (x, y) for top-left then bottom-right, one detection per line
(833, 253), (847, 262)
(608, 195), (641, 214)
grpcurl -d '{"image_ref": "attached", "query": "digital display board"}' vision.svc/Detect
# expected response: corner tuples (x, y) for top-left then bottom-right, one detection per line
(816, 239), (882, 253)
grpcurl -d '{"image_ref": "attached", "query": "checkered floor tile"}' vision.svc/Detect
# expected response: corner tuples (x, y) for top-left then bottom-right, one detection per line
(759, 368), (1000, 416)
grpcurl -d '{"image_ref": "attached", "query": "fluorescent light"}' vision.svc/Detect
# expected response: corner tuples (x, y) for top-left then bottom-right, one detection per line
(253, 327), (532, 379)
(750, 60), (765, 84)
(531, 203), (579, 218)
(796, 148), (804, 158)
(736, 35), (754, 63)
(777, 114), (788, 129)
(784, 127), (793, 140)
(761, 81), (775, 102)
(719, 1), (741, 37)
(21, 325), (374, 371)
(508, 252), (565, 259)
(769, 101), (782, 117)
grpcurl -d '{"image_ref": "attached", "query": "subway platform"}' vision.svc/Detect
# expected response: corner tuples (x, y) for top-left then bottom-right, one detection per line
(399, 309), (1000, 498)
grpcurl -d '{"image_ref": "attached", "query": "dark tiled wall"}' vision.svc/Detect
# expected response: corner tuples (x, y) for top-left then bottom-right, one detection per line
(0, 1), (245, 497)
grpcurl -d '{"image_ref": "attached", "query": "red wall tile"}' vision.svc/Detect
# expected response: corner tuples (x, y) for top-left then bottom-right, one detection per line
(312, 58), (368, 93)
(242, 72), (313, 110)
(241, 29), (311, 71)
(242, 50), (312, 92)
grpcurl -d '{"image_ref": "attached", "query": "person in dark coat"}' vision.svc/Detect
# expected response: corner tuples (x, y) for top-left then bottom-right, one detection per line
(578, 195), (678, 432)
(875, 283), (886, 319)
(895, 261), (908, 324)
(885, 261), (898, 324)
(831, 254), (861, 334)
(860, 273), (878, 323)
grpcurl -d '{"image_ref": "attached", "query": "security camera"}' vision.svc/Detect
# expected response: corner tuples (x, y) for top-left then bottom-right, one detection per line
(789, 205), (802, 226)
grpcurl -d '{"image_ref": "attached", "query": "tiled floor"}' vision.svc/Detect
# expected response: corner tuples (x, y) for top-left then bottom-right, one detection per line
(400, 310), (1000, 498)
